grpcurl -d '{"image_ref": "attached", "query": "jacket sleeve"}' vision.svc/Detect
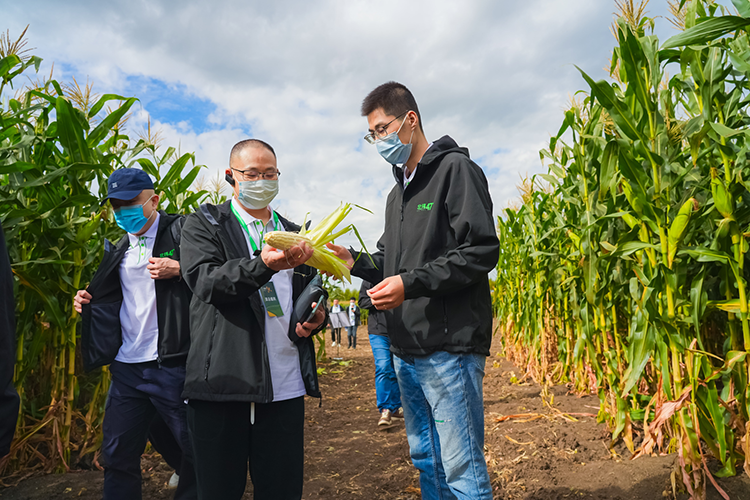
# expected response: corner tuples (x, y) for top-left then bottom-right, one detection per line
(401, 158), (499, 299)
(180, 211), (277, 305)
(351, 237), (385, 284)
(358, 281), (374, 310)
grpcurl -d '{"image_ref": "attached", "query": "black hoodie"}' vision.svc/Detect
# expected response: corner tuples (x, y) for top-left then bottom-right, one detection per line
(352, 135), (499, 357)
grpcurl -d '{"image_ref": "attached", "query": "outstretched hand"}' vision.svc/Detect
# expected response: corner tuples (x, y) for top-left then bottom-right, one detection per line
(324, 243), (354, 278)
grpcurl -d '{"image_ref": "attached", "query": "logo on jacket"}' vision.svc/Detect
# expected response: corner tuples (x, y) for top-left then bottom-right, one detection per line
(159, 249), (175, 258)
(417, 203), (434, 211)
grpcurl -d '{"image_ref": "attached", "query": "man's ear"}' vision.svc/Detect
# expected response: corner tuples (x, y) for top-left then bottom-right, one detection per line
(407, 110), (419, 131)
(225, 169), (236, 186)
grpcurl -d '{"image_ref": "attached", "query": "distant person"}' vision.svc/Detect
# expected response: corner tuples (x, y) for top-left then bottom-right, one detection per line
(179, 139), (327, 499)
(346, 297), (361, 349)
(74, 168), (196, 500)
(329, 81), (499, 499)
(330, 298), (342, 346)
(0, 224), (19, 460)
(359, 280), (402, 427)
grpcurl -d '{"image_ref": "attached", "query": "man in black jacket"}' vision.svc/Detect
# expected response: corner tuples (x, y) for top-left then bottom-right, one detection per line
(179, 139), (326, 500)
(74, 168), (196, 500)
(0, 224), (19, 460)
(346, 296), (361, 348)
(330, 82), (499, 499)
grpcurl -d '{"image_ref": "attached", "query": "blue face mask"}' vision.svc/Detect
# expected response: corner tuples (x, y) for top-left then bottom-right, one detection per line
(113, 198), (154, 234)
(375, 117), (413, 165)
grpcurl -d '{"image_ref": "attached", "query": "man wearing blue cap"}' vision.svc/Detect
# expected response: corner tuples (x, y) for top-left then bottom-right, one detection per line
(73, 168), (196, 500)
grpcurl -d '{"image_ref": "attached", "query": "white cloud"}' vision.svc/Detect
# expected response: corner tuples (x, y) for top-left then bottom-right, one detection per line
(5, 0), (702, 253)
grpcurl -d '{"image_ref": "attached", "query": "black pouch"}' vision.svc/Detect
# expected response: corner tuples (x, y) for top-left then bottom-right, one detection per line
(288, 275), (328, 342)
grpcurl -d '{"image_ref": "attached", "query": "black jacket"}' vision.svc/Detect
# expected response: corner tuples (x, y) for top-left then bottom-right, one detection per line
(359, 280), (387, 336)
(352, 135), (499, 357)
(0, 225), (19, 456)
(179, 201), (323, 403)
(346, 303), (361, 327)
(80, 212), (192, 371)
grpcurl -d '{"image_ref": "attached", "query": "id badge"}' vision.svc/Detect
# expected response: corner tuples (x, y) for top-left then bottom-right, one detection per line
(260, 282), (284, 317)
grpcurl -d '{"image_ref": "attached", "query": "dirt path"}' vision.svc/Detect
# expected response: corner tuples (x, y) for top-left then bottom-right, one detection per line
(2, 329), (750, 499)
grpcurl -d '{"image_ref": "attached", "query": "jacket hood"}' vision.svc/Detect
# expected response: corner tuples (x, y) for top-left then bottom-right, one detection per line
(391, 135), (469, 184)
(421, 135), (469, 165)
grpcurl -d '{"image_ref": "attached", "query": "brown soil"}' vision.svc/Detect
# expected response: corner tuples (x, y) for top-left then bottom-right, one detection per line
(2, 329), (750, 499)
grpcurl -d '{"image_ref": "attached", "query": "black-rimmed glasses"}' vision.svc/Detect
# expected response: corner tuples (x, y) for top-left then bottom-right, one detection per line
(231, 169), (281, 181)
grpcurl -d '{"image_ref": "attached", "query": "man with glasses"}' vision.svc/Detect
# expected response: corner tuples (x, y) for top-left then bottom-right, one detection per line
(179, 139), (327, 500)
(328, 82), (499, 499)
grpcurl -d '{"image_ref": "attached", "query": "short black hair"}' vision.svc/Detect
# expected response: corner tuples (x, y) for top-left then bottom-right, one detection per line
(230, 139), (276, 163)
(350, 297), (356, 301)
(361, 81), (423, 132)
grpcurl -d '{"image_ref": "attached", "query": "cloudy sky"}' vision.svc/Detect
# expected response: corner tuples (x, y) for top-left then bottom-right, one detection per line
(3, 0), (727, 265)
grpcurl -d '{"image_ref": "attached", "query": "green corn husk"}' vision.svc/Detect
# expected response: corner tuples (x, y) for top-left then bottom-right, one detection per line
(667, 198), (698, 268)
(711, 168), (734, 219)
(264, 203), (371, 282)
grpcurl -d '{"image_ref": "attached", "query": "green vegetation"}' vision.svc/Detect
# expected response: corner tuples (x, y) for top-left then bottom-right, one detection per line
(0, 29), (215, 473)
(495, 1), (750, 496)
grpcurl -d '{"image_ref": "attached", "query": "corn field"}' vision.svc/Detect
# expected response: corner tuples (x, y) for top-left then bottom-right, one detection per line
(495, 1), (750, 497)
(0, 30), (215, 476)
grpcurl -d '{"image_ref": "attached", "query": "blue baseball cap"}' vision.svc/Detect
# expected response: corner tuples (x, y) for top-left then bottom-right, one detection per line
(103, 168), (154, 205)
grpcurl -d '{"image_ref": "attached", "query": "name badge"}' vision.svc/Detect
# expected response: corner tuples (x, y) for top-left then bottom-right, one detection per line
(260, 282), (284, 317)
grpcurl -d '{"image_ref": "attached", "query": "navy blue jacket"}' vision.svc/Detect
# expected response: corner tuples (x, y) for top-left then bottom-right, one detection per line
(80, 212), (191, 371)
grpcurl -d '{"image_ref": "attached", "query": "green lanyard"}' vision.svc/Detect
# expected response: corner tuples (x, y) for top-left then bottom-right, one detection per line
(230, 202), (280, 254)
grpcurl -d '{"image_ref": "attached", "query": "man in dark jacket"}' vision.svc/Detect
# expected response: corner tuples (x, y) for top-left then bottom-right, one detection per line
(346, 296), (361, 349)
(0, 224), (19, 459)
(359, 280), (402, 427)
(179, 139), (326, 500)
(74, 168), (196, 500)
(330, 82), (499, 499)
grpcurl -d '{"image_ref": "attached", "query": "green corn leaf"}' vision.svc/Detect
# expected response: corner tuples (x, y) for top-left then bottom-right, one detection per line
(731, 0), (750, 18)
(159, 153), (194, 190)
(0, 54), (21, 79)
(87, 97), (137, 147)
(55, 97), (90, 163)
(662, 16), (750, 49)
(577, 67), (647, 143)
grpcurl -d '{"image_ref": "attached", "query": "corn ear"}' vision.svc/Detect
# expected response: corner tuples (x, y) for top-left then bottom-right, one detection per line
(264, 203), (370, 282)
(667, 198), (697, 268)
(711, 168), (734, 219)
(621, 213), (639, 229)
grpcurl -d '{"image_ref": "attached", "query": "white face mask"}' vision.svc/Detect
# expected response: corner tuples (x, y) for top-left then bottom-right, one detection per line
(237, 179), (279, 210)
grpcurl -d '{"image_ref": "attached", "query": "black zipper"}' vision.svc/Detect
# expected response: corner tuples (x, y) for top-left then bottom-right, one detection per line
(204, 310), (219, 380)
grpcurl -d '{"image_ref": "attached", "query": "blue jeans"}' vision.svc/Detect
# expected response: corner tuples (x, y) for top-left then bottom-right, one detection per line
(394, 351), (491, 500)
(347, 326), (357, 348)
(369, 334), (401, 412)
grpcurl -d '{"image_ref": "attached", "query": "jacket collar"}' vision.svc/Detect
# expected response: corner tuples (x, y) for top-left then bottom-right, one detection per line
(391, 135), (469, 187)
